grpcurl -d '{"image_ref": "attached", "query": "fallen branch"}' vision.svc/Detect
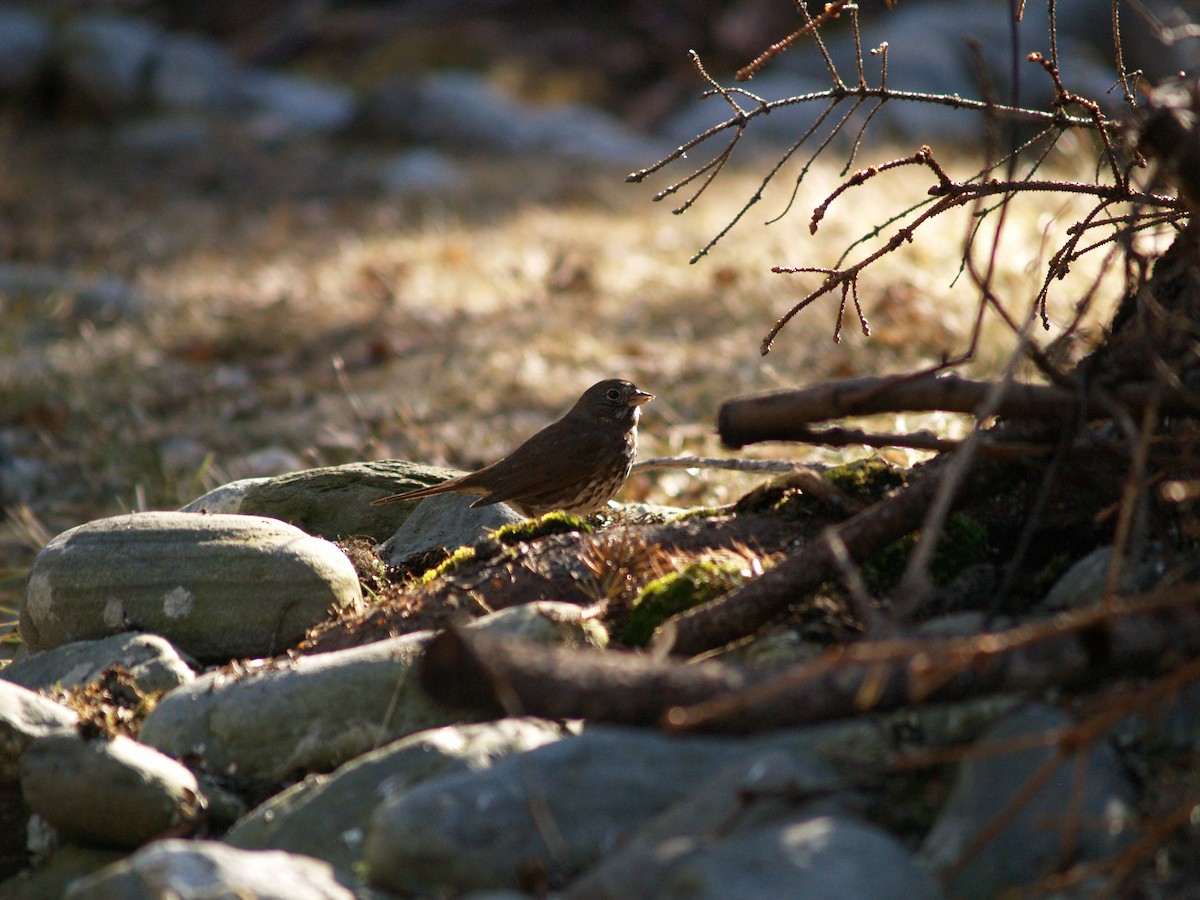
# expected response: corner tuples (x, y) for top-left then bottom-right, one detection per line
(717, 373), (1198, 448)
(417, 581), (1200, 733)
(651, 456), (990, 657)
(632, 456), (807, 474)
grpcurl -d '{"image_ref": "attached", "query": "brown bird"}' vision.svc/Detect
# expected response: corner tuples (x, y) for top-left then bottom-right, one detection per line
(371, 379), (654, 517)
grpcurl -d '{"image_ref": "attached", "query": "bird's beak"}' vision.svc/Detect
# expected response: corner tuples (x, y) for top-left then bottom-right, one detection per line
(630, 390), (654, 407)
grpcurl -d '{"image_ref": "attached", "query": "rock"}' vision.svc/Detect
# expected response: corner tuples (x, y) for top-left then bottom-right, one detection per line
(226, 718), (568, 884)
(20, 733), (204, 850)
(713, 628), (824, 668)
(921, 703), (1137, 897)
(114, 117), (214, 158)
(0, 9), (52, 91)
(139, 602), (605, 783)
(0, 263), (144, 325)
(63, 839), (354, 900)
(861, 2), (1119, 138)
(157, 436), (212, 476)
(180, 460), (459, 543)
(0, 845), (126, 899)
(58, 13), (163, 114)
(0, 633), (194, 695)
(657, 69), (833, 155)
(0, 437), (51, 507)
(378, 148), (467, 196)
(20, 512), (362, 663)
(365, 71), (664, 164)
(523, 102), (668, 165)
(149, 33), (238, 112)
(0, 682), (77, 879)
(1042, 545), (1166, 610)
(224, 447), (307, 481)
(1058, 0), (1198, 82)
(364, 726), (843, 894)
(654, 816), (940, 900)
(567, 750), (853, 898)
(377, 493), (523, 566)
(0, 681), (77, 782)
(236, 70), (357, 137)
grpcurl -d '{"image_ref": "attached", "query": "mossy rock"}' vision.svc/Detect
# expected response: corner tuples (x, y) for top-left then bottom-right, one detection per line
(621, 556), (755, 647)
(181, 460), (462, 542)
(492, 511), (593, 546)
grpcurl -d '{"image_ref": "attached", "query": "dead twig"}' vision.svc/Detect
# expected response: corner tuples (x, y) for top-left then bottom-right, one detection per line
(416, 580), (1200, 733)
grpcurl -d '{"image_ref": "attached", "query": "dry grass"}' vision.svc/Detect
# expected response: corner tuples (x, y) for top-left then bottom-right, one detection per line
(0, 118), (1136, 639)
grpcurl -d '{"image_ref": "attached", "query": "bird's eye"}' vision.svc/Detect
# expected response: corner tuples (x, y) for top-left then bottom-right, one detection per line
(606, 388), (621, 401)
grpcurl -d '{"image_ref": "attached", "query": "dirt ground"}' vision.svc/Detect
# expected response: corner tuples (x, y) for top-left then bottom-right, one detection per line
(0, 114), (1126, 644)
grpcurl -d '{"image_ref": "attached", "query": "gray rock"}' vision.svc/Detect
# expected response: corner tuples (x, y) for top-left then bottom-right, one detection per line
(365, 70), (541, 151)
(567, 750), (852, 898)
(0, 263), (144, 325)
(20, 733), (204, 849)
(64, 839), (354, 900)
(378, 148), (467, 195)
(366, 71), (664, 164)
(861, 2), (1119, 138)
(364, 726), (843, 894)
(0, 681), (77, 782)
(236, 70), (357, 137)
(1117, 679), (1200, 752)
(114, 117), (214, 157)
(224, 447), (307, 481)
(0, 439), (51, 507)
(921, 703), (1137, 898)
(149, 33), (238, 112)
(20, 512), (362, 662)
(1058, 0), (1199, 82)
(524, 102), (668, 165)
(58, 13), (162, 113)
(657, 70), (834, 155)
(0, 633), (194, 695)
(139, 602), (605, 783)
(687, 2), (1120, 150)
(180, 459), (459, 543)
(0, 682), (78, 879)
(1042, 545), (1165, 610)
(0, 845), (125, 900)
(226, 718), (568, 884)
(655, 816), (940, 900)
(0, 9), (52, 91)
(157, 436), (212, 475)
(378, 492), (523, 566)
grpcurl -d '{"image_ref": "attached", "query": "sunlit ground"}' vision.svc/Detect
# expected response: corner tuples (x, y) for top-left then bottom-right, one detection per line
(0, 119), (1156, 641)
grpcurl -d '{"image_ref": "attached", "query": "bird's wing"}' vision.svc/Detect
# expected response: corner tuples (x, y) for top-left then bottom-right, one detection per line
(467, 420), (614, 508)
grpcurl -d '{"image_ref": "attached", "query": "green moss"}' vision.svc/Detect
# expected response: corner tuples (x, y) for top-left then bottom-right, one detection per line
(419, 544), (477, 584)
(735, 459), (908, 516)
(862, 512), (990, 594)
(669, 505), (729, 522)
(929, 513), (989, 583)
(825, 458), (908, 499)
(491, 511), (593, 546)
(733, 478), (814, 516)
(620, 557), (750, 647)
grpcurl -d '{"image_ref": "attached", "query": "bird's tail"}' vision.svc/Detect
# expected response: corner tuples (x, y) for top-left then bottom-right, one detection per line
(370, 477), (462, 507)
